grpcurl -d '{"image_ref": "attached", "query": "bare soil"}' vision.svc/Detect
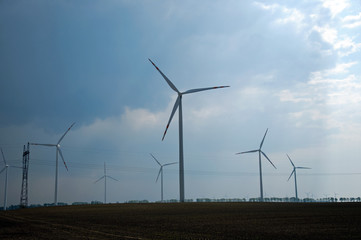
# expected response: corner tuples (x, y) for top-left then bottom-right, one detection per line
(0, 202), (360, 239)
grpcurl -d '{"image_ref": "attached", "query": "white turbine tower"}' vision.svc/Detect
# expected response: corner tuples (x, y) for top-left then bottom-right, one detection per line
(150, 153), (177, 202)
(149, 59), (229, 202)
(94, 162), (119, 204)
(30, 122), (75, 205)
(236, 128), (276, 202)
(0, 148), (22, 211)
(287, 154), (311, 200)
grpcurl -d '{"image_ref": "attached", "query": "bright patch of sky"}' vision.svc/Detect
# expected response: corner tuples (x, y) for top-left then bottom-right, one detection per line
(0, 0), (361, 206)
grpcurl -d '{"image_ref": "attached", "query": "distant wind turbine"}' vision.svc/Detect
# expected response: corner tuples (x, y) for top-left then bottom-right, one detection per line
(287, 154), (311, 200)
(30, 122), (75, 205)
(149, 58), (229, 202)
(94, 162), (119, 204)
(150, 153), (177, 202)
(236, 128), (276, 202)
(0, 148), (22, 211)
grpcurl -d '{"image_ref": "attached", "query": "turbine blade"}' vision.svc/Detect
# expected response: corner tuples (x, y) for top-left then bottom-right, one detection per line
(163, 162), (178, 167)
(287, 169), (295, 181)
(156, 168), (162, 182)
(297, 167), (311, 169)
(107, 176), (119, 182)
(150, 153), (162, 166)
(261, 151), (276, 169)
(30, 143), (57, 147)
(0, 167), (6, 175)
(148, 59), (179, 93)
(57, 148), (69, 171)
(260, 128), (268, 149)
(182, 86), (230, 95)
(1, 148), (6, 165)
(286, 154), (295, 167)
(58, 122), (75, 144)
(94, 176), (105, 183)
(235, 150), (258, 155)
(162, 96), (180, 141)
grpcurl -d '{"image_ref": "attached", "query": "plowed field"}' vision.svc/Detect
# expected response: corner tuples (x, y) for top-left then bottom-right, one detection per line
(1, 202), (360, 239)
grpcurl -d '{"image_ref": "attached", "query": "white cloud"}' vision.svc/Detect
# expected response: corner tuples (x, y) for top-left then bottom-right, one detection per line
(343, 21), (361, 28)
(121, 107), (164, 132)
(324, 61), (357, 75)
(278, 89), (312, 103)
(313, 25), (338, 45)
(334, 37), (361, 56)
(254, 2), (278, 12)
(255, 2), (306, 31)
(279, 60), (361, 133)
(308, 62), (357, 85)
(321, 0), (350, 18)
(275, 7), (305, 27)
(343, 12), (361, 22)
(313, 25), (361, 56)
(342, 12), (361, 28)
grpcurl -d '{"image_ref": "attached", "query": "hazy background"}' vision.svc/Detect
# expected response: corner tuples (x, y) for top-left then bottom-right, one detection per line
(1, 0), (361, 205)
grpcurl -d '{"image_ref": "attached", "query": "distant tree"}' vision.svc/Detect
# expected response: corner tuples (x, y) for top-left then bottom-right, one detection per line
(29, 204), (42, 208)
(72, 202), (88, 205)
(44, 203), (55, 207)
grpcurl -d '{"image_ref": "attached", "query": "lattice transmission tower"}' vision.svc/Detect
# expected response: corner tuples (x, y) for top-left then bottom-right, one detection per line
(20, 142), (30, 207)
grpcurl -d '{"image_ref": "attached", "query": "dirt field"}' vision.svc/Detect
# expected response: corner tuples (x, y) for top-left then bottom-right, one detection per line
(0, 202), (360, 239)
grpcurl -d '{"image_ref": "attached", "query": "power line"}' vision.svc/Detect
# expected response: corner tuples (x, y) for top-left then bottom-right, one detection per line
(5, 157), (361, 178)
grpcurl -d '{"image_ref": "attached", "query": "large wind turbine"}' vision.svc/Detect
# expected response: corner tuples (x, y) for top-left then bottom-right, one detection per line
(287, 154), (311, 200)
(94, 162), (119, 204)
(30, 122), (75, 205)
(236, 128), (276, 202)
(150, 153), (177, 202)
(0, 148), (22, 211)
(149, 59), (229, 202)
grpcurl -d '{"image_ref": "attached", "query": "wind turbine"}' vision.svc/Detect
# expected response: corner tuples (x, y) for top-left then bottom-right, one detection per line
(149, 59), (229, 202)
(30, 122), (75, 205)
(150, 153), (177, 202)
(94, 162), (119, 204)
(286, 154), (311, 200)
(236, 128), (276, 202)
(0, 148), (22, 211)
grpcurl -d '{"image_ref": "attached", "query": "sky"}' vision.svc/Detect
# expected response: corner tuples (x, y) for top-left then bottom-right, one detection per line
(1, 0), (361, 206)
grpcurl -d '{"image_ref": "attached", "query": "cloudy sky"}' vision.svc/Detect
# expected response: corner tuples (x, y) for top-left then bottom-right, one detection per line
(1, 0), (361, 205)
